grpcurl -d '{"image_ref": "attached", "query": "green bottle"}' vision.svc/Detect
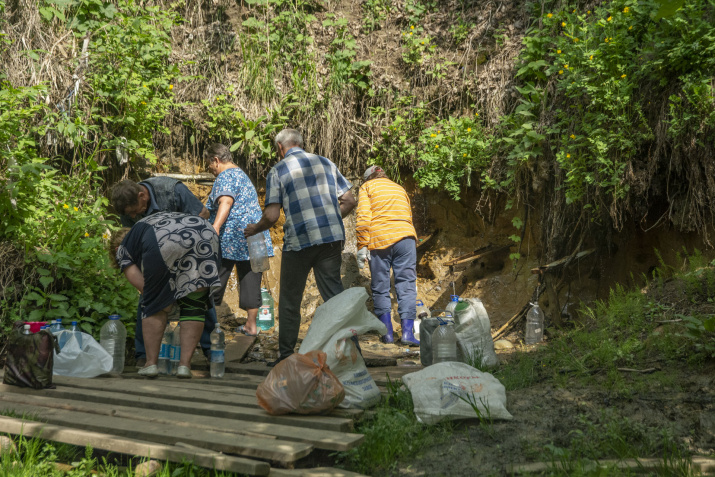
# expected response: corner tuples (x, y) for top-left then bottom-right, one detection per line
(258, 287), (275, 331)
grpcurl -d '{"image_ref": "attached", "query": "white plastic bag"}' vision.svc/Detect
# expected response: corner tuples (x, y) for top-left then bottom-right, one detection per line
(403, 361), (513, 425)
(299, 288), (387, 409)
(53, 331), (113, 378)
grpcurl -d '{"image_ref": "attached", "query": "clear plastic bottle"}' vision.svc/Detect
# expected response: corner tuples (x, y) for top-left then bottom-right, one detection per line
(525, 303), (545, 345)
(431, 317), (458, 364)
(170, 322), (181, 375)
(445, 295), (460, 317)
(100, 314), (126, 374)
(50, 319), (64, 334)
(69, 321), (83, 349)
(157, 323), (173, 375)
(23, 324), (31, 335)
(247, 233), (270, 273)
(210, 322), (225, 378)
(258, 287), (275, 330)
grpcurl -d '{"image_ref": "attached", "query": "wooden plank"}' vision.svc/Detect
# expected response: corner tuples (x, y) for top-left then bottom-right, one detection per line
(0, 384), (353, 432)
(0, 402), (312, 463)
(269, 468), (368, 477)
(443, 244), (511, 267)
(0, 416), (270, 475)
(226, 334), (258, 362)
(507, 457), (715, 475)
(0, 393), (363, 452)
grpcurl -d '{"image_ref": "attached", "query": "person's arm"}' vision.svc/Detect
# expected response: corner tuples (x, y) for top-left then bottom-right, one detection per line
(339, 190), (357, 218)
(199, 206), (210, 219)
(244, 203), (281, 237)
(212, 195), (234, 234)
(355, 186), (372, 249)
(123, 264), (144, 293)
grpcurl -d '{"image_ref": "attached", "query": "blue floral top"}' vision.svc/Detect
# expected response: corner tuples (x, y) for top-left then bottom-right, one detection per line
(206, 167), (274, 261)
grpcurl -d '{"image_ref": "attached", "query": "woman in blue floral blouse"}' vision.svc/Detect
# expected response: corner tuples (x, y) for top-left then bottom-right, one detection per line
(204, 143), (275, 336)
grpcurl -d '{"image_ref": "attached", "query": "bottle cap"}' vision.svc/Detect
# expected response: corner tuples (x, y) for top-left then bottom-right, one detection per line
(416, 300), (424, 306)
(71, 321), (78, 325)
(109, 314), (121, 320)
(450, 295), (459, 302)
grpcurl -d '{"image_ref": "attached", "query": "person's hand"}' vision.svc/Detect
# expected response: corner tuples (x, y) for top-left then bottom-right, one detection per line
(357, 247), (370, 269)
(244, 223), (259, 237)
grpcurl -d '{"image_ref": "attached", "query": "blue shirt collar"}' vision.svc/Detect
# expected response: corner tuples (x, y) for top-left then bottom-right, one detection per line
(284, 147), (304, 158)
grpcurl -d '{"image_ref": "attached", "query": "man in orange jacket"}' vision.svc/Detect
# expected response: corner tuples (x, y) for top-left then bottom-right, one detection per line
(356, 166), (419, 346)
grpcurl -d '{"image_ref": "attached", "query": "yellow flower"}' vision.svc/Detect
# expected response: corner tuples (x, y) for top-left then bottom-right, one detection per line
(84, 232), (89, 237)
(438, 130), (441, 133)
(566, 153), (571, 158)
(63, 204), (69, 209)
(564, 64), (569, 69)
(623, 6), (629, 12)
(475, 112), (479, 116)
(562, 21), (566, 27)
(421, 41), (424, 45)
(605, 37), (609, 43)
(73, 207), (78, 212)
(557, 49), (561, 54)
(629, 26), (633, 30)
(435, 145), (439, 149)
(589, 55), (594, 60)
(587, 10), (591, 14)
(467, 128), (471, 132)
(102, 233), (109, 240)
(558, 70), (563, 74)
(621, 74), (627, 78)
(410, 25), (414, 29)
(570, 134), (576, 139)
(547, 13), (553, 18)
(141, 101), (146, 105)
(430, 134), (436, 137)
(409, 32), (412, 35)
(607, 16), (612, 21)
(143, 84), (148, 88)
(574, 38), (579, 42)
(463, 153), (467, 157)
(169, 84), (174, 90)
(572, 9), (576, 13)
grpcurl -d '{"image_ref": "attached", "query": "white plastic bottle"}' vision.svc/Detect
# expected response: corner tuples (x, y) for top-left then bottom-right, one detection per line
(431, 317), (458, 364)
(50, 319), (64, 334)
(100, 314), (127, 374)
(210, 322), (225, 378)
(23, 324), (31, 335)
(170, 322), (181, 375)
(69, 321), (83, 349)
(157, 323), (173, 375)
(525, 303), (545, 345)
(247, 233), (270, 273)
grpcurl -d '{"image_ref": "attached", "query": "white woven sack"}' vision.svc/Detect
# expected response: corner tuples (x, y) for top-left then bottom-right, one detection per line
(403, 361), (513, 425)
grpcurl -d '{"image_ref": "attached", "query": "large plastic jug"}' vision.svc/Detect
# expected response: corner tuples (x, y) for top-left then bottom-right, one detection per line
(525, 303), (545, 345)
(445, 295), (460, 317)
(420, 317), (439, 366)
(454, 298), (498, 368)
(100, 314), (126, 374)
(247, 233), (270, 273)
(210, 322), (225, 378)
(431, 317), (458, 364)
(258, 287), (275, 330)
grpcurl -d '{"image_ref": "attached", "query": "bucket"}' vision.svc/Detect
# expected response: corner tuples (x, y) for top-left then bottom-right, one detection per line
(25, 321), (48, 333)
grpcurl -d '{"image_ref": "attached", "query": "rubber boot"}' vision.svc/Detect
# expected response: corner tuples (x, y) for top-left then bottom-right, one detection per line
(377, 312), (394, 344)
(401, 319), (420, 347)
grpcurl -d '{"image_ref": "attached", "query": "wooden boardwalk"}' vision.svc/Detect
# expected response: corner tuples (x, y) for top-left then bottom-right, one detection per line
(0, 362), (420, 476)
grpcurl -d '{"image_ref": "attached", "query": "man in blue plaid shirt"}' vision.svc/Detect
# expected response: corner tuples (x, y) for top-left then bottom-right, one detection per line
(245, 129), (357, 366)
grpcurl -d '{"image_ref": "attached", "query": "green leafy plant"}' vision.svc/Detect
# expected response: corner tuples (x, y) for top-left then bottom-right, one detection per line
(323, 15), (373, 94)
(361, 0), (391, 33)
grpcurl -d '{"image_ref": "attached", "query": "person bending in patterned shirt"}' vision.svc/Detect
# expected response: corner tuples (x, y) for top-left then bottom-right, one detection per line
(204, 143), (274, 337)
(244, 128), (357, 367)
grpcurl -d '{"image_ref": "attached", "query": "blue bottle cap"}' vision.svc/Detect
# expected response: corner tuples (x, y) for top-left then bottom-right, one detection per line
(450, 295), (459, 301)
(109, 314), (121, 320)
(416, 300), (424, 306)
(71, 321), (77, 325)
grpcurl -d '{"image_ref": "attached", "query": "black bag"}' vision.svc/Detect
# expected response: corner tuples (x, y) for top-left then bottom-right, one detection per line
(3, 320), (59, 389)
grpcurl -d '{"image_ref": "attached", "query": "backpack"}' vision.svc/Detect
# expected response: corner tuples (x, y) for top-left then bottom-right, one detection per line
(3, 321), (59, 389)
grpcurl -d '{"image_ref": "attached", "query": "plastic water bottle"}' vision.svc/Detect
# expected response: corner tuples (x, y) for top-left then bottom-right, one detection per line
(415, 300), (430, 341)
(431, 316), (458, 364)
(170, 322), (181, 375)
(258, 287), (275, 330)
(100, 314), (127, 374)
(210, 323), (225, 378)
(23, 324), (30, 335)
(445, 295), (460, 317)
(247, 233), (270, 273)
(50, 319), (64, 334)
(69, 321), (83, 349)
(158, 323), (173, 375)
(525, 303), (545, 345)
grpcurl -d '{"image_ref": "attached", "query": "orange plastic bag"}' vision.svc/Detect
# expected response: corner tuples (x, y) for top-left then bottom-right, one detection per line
(256, 350), (345, 415)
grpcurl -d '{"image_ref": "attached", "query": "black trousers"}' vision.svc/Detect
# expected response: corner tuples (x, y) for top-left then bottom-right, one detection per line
(278, 241), (344, 358)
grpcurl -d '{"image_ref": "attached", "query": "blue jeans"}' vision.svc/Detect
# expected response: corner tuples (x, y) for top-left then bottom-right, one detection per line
(369, 237), (417, 321)
(134, 297), (217, 359)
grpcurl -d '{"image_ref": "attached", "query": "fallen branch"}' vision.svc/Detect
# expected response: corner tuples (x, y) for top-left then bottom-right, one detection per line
(656, 319), (683, 324)
(491, 302), (530, 340)
(617, 367), (659, 373)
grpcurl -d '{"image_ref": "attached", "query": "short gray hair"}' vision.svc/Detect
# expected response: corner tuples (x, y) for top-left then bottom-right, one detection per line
(274, 129), (303, 149)
(203, 143), (233, 163)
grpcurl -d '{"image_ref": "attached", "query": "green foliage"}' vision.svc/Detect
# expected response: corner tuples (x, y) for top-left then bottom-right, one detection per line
(361, 0), (391, 33)
(400, 25), (435, 65)
(323, 15), (373, 94)
(0, 80), (136, 337)
(449, 14), (473, 45)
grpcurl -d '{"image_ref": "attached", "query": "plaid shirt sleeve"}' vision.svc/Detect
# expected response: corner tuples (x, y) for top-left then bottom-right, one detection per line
(334, 168), (352, 197)
(265, 167), (282, 206)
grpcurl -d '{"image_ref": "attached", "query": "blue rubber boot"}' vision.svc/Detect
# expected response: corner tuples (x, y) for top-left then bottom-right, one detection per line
(377, 312), (394, 344)
(401, 319), (420, 347)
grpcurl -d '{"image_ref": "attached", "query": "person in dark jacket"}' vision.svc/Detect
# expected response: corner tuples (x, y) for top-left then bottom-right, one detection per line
(110, 178), (215, 366)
